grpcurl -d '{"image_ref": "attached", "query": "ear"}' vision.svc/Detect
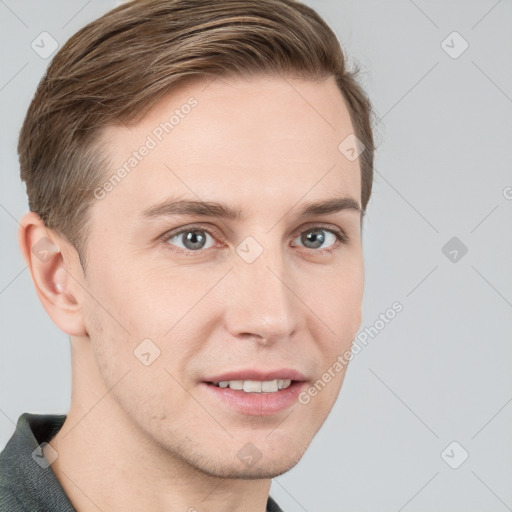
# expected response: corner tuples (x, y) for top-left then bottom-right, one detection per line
(18, 212), (87, 337)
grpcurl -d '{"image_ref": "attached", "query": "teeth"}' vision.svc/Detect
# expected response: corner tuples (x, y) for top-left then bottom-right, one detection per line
(215, 379), (293, 393)
(243, 380), (262, 393)
(261, 380), (278, 392)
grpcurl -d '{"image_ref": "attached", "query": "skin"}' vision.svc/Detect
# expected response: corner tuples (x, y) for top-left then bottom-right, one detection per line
(19, 74), (364, 512)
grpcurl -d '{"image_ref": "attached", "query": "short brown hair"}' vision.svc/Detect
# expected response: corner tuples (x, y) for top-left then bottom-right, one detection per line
(18, 0), (374, 262)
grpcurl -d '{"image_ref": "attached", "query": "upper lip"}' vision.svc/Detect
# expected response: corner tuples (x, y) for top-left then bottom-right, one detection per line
(204, 369), (307, 383)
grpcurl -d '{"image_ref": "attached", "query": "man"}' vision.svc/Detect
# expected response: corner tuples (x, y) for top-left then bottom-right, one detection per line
(0, 0), (374, 510)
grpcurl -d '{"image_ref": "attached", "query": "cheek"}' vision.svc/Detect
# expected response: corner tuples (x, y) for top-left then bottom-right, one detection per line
(83, 254), (166, 336)
(314, 259), (364, 340)
(81, 264), (207, 382)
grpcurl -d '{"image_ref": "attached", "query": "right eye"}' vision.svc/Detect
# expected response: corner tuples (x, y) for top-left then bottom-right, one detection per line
(162, 226), (217, 252)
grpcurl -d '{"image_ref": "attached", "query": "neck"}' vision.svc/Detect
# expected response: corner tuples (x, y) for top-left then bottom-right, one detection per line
(48, 337), (272, 512)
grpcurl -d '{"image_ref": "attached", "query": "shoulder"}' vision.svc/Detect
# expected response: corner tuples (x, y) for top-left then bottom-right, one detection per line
(0, 486), (30, 511)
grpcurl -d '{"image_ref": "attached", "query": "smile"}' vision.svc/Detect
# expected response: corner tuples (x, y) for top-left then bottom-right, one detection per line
(211, 379), (293, 393)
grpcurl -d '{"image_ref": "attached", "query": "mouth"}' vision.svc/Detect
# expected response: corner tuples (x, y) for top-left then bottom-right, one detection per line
(207, 379), (293, 393)
(201, 369), (307, 416)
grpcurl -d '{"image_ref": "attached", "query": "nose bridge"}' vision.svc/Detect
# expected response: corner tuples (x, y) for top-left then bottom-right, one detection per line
(224, 239), (298, 342)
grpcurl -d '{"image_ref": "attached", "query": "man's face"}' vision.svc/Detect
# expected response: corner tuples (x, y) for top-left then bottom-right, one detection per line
(80, 74), (363, 477)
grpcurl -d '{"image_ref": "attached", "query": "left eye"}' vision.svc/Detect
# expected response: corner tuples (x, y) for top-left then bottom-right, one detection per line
(293, 228), (340, 250)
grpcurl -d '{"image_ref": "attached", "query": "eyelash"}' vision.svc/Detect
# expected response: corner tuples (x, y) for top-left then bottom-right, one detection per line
(159, 223), (349, 255)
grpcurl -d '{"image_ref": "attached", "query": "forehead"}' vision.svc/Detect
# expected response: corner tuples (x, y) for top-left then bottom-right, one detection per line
(96, 75), (361, 221)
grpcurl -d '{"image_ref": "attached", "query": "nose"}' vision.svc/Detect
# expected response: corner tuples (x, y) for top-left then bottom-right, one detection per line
(223, 245), (300, 345)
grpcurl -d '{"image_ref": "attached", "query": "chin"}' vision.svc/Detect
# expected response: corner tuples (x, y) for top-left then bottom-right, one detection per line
(197, 449), (307, 480)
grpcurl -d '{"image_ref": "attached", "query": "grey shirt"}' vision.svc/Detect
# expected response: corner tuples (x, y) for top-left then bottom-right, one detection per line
(0, 413), (284, 512)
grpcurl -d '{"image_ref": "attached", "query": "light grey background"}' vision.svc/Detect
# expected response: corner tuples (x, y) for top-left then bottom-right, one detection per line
(1, 1), (511, 511)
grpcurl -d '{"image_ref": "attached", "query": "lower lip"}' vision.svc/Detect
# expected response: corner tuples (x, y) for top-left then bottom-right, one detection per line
(202, 381), (306, 416)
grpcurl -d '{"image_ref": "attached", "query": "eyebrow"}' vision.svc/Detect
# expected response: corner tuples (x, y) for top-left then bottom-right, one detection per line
(140, 196), (361, 221)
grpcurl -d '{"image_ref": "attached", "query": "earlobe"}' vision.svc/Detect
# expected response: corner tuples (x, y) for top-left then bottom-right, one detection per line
(18, 212), (87, 337)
